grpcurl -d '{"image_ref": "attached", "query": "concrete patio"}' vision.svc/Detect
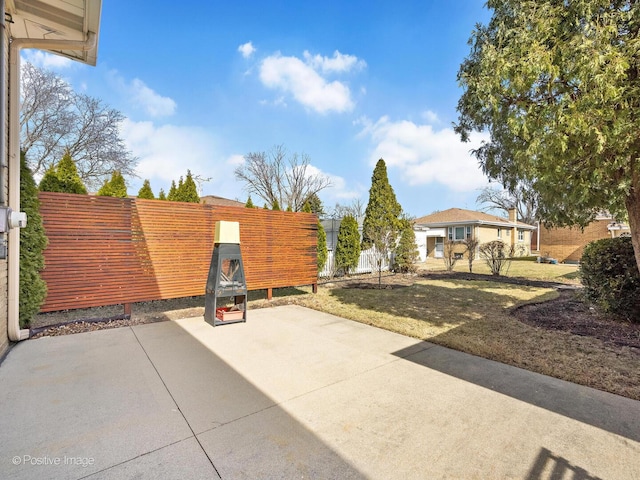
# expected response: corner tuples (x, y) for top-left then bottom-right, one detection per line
(0, 305), (638, 479)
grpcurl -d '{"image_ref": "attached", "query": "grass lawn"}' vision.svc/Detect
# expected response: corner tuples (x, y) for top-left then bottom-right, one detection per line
(248, 261), (639, 401)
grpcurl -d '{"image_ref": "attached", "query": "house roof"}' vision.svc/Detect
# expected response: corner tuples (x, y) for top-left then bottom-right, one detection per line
(414, 208), (536, 230)
(200, 195), (245, 208)
(7, 0), (102, 66)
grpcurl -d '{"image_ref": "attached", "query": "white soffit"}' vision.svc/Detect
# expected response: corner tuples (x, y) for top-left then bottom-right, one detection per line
(7, 0), (101, 65)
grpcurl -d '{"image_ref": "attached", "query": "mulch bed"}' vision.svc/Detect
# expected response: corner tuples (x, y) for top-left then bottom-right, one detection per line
(513, 289), (640, 351)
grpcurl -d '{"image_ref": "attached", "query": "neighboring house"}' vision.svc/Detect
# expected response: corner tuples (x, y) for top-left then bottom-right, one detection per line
(320, 217), (364, 251)
(413, 208), (536, 262)
(537, 213), (630, 263)
(1, 1), (102, 358)
(200, 195), (245, 208)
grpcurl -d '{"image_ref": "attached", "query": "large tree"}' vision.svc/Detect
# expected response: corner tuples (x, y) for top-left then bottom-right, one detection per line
(456, 0), (640, 271)
(362, 159), (402, 249)
(362, 159), (402, 286)
(234, 144), (332, 212)
(20, 62), (137, 190)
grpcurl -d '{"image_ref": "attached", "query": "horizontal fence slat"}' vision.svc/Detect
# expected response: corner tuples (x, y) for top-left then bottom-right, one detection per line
(38, 192), (318, 312)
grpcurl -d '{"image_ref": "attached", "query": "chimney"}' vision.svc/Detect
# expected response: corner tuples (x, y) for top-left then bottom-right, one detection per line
(508, 208), (517, 224)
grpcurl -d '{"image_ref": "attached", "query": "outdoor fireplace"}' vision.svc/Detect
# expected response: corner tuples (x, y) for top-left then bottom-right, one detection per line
(204, 221), (247, 326)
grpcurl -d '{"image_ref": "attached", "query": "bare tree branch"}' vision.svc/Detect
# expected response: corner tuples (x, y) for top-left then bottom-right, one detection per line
(234, 145), (332, 211)
(20, 62), (138, 190)
(476, 182), (539, 225)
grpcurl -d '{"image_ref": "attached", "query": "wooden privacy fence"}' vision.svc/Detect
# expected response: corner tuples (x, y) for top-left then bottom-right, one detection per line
(38, 192), (318, 312)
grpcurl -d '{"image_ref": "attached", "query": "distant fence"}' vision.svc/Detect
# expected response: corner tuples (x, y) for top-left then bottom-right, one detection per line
(319, 247), (392, 278)
(38, 192), (318, 312)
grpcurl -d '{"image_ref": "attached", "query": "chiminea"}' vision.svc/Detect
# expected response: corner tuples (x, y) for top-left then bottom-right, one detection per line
(204, 221), (247, 326)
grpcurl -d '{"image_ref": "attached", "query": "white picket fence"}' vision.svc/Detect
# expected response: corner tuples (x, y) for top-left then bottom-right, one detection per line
(319, 247), (393, 278)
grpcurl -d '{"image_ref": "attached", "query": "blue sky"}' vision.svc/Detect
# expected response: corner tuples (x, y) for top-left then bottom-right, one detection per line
(23, 0), (493, 217)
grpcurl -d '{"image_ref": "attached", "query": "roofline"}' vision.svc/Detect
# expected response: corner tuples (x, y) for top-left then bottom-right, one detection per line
(414, 219), (536, 230)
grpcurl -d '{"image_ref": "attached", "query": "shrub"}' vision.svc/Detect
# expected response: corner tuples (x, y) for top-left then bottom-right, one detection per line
(317, 221), (328, 272)
(137, 179), (155, 199)
(462, 237), (480, 273)
(20, 152), (48, 327)
(580, 236), (640, 321)
(38, 151), (87, 194)
(335, 215), (361, 275)
(97, 170), (127, 197)
(394, 222), (419, 273)
(443, 240), (462, 272)
(479, 240), (523, 276)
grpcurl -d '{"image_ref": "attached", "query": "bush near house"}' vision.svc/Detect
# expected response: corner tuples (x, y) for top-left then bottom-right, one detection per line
(581, 237), (640, 322)
(20, 152), (48, 327)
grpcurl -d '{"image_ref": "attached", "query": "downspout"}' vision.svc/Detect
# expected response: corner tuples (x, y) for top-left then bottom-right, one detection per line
(1, 0), (6, 207)
(7, 32), (96, 342)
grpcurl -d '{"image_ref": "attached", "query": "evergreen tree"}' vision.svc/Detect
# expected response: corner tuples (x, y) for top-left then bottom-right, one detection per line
(97, 170), (127, 197)
(394, 218), (420, 273)
(138, 179), (155, 199)
(158, 188), (166, 200)
(167, 180), (177, 201)
(302, 201), (312, 213)
(272, 198), (281, 211)
(178, 170), (200, 203)
(362, 159), (401, 249)
(245, 196), (255, 208)
(335, 215), (361, 276)
(38, 165), (63, 192)
(97, 178), (112, 196)
(286, 205), (293, 212)
(56, 151), (88, 194)
(263, 203), (269, 209)
(38, 151), (87, 194)
(175, 177), (184, 200)
(305, 193), (325, 216)
(19, 152), (48, 328)
(317, 220), (328, 272)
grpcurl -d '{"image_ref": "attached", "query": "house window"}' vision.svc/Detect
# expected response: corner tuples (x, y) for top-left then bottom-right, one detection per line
(497, 228), (501, 238)
(518, 229), (524, 242)
(449, 226), (470, 241)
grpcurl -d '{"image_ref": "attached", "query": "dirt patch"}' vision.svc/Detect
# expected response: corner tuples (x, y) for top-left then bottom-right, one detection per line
(513, 289), (640, 351)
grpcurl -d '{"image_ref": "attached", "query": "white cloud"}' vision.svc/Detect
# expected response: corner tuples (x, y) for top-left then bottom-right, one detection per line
(421, 110), (440, 124)
(238, 42), (256, 58)
(259, 50), (365, 114)
(302, 50), (366, 74)
(120, 119), (244, 200)
(22, 50), (74, 69)
(129, 78), (177, 117)
(226, 154), (245, 166)
(359, 116), (491, 192)
(109, 71), (176, 118)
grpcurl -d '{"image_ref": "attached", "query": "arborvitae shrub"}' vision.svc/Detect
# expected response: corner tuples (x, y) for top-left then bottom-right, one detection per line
(20, 152), (48, 327)
(581, 236), (640, 322)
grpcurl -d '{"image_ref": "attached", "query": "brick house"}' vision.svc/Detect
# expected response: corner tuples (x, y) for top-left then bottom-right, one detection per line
(413, 208), (535, 262)
(537, 214), (630, 263)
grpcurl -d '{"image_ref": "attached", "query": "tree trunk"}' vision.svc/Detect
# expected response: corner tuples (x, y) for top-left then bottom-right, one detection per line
(625, 171), (640, 274)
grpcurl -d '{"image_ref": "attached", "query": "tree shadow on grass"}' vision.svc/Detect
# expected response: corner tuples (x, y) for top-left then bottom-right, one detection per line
(328, 279), (553, 328)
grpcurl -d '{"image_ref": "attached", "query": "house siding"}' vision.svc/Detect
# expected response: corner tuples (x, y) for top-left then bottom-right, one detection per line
(0, 23), (8, 358)
(538, 220), (622, 263)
